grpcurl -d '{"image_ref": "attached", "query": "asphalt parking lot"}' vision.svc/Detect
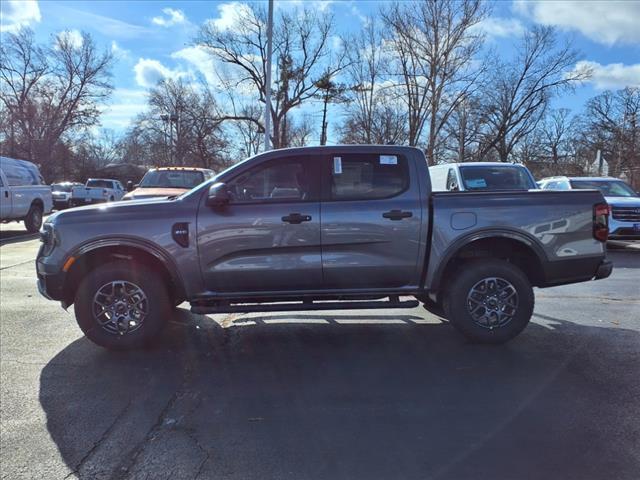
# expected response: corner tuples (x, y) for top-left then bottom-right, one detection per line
(1, 224), (639, 480)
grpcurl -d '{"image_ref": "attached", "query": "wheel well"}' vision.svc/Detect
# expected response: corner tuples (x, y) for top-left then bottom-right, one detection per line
(31, 199), (44, 210)
(62, 245), (183, 306)
(437, 237), (545, 299)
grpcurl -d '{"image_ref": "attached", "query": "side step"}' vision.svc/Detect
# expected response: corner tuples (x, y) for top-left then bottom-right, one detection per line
(190, 296), (419, 315)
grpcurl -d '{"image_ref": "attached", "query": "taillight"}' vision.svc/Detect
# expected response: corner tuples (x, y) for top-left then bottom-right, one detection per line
(593, 203), (609, 242)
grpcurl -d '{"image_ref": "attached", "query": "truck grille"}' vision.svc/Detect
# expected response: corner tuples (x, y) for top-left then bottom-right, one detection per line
(611, 207), (640, 222)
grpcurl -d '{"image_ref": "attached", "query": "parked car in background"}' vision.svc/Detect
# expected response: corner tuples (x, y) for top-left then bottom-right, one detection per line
(538, 176), (640, 240)
(37, 146), (611, 350)
(0, 156), (52, 233)
(51, 182), (83, 210)
(122, 167), (215, 201)
(429, 162), (537, 192)
(70, 178), (125, 207)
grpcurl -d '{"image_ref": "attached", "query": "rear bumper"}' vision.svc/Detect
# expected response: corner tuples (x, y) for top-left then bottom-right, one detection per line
(542, 256), (612, 287)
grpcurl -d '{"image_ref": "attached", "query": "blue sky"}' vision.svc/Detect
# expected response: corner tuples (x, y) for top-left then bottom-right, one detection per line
(1, 0), (639, 135)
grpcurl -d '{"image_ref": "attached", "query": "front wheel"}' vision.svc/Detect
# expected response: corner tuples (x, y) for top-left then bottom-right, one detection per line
(74, 261), (170, 350)
(443, 259), (534, 344)
(24, 204), (43, 233)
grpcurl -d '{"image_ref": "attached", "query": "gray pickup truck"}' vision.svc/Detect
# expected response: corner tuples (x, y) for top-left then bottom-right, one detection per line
(37, 146), (612, 350)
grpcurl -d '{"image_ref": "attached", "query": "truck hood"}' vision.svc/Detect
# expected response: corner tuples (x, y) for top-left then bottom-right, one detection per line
(47, 196), (181, 226)
(122, 187), (188, 200)
(604, 196), (640, 207)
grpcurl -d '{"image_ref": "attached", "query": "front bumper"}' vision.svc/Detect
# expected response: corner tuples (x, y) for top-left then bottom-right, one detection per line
(36, 253), (65, 301)
(609, 218), (640, 240)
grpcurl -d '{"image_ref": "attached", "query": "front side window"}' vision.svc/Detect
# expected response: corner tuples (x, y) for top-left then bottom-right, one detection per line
(329, 154), (409, 201)
(227, 158), (315, 203)
(459, 166), (535, 191)
(570, 180), (637, 197)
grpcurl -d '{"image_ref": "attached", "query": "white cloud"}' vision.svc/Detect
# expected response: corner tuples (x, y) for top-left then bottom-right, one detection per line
(171, 46), (220, 85)
(514, 0), (640, 46)
(0, 0), (41, 32)
(573, 61), (640, 90)
(111, 40), (130, 59)
(473, 17), (525, 39)
(133, 58), (185, 88)
(101, 88), (148, 130)
(56, 29), (83, 49)
(151, 7), (186, 27)
(211, 2), (254, 31)
(55, 6), (150, 39)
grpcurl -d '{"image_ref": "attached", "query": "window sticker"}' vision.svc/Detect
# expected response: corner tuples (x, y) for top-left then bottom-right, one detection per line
(333, 157), (342, 174)
(380, 155), (398, 165)
(466, 178), (487, 188)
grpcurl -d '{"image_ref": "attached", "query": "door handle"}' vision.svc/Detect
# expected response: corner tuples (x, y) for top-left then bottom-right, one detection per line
(383, 210), (413, 221)
(282, 213), (312, 224)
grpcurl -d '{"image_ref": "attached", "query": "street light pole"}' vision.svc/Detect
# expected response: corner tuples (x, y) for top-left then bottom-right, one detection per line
(263, 0), (274, 152)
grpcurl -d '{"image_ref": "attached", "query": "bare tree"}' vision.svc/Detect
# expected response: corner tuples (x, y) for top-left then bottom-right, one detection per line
(478, 26), (590, 162)
(342, 17), (386, 144)
(123, 79), (229, 170)
(196, 4), (344, 149)
(584, 87), (640, 185)
(0, 28), (113, 178)
(539, 108), (574, 171)
(383, 0), (487, 163)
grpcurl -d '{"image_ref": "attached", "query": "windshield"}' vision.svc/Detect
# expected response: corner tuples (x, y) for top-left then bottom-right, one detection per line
(139, 170), (205, 189)
(52, 183), (73, 192)
(570, 180), (638, 197)
(459, 166), (535, 191)
(86, 180), (113, 188)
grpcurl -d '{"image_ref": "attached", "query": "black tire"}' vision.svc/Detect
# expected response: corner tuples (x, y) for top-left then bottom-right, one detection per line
(24, 204), (43, 233)
(109, 196), (114, 202)
(443, 259), (534, 344)
(74, 261), (170, 350)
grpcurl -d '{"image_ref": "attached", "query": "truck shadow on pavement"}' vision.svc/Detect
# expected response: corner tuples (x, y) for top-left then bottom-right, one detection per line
(39, 311), (639, 480)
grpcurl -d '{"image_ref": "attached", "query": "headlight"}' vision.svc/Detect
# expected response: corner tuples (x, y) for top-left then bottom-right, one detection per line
(40, 222), (58, 256)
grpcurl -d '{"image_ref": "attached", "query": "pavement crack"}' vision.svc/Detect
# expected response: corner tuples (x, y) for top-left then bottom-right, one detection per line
(108, 356), (197, 480)
(64, 399), (133, 479)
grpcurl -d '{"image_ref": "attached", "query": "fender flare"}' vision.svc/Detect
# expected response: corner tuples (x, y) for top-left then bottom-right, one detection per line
(65, 236), (185, 299)
(429, 228), (548, 292)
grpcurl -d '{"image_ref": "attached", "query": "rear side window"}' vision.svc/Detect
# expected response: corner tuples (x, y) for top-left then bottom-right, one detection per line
(329, 154), (409, 201)
(86, 180), (114, 188)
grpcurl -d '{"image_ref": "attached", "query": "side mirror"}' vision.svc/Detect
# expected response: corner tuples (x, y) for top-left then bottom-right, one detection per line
(206, 182), (230, 207)
(126, 181), (133, 192)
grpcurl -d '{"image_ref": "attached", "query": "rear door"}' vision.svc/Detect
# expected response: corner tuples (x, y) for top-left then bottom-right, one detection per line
(320, 152), (423, 289)
(197, 154), (322, 293)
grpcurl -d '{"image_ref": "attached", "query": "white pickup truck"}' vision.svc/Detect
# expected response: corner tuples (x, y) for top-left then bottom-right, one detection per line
(1, 156), (53, 233)
(70, 179), (125, 207)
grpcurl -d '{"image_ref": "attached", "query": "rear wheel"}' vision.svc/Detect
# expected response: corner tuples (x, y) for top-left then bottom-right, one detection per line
(74, 262), (170, 350)
(443, 259), (534, 344)
(24, 204), (43, 233)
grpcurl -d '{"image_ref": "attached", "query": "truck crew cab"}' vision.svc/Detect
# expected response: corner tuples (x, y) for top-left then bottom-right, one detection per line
(37, 146), (612, 350)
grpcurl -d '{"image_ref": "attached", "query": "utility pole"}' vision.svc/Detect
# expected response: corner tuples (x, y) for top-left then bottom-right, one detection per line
(263, 0), (274, 152)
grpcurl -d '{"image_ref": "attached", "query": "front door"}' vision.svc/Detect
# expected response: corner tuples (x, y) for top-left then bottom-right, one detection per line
(320, 152), (423, 289)
(0, 173), (11, 218)
(197, 155), (322, 293)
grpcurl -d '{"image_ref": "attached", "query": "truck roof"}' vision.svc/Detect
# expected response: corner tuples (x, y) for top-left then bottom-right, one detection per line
(540, 176), (621, 182)
(430, 162), (527, 168)
(150, 166), (214, 172)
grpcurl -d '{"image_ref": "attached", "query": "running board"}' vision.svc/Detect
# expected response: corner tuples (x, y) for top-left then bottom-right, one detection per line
(190, 297), (419, 315)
